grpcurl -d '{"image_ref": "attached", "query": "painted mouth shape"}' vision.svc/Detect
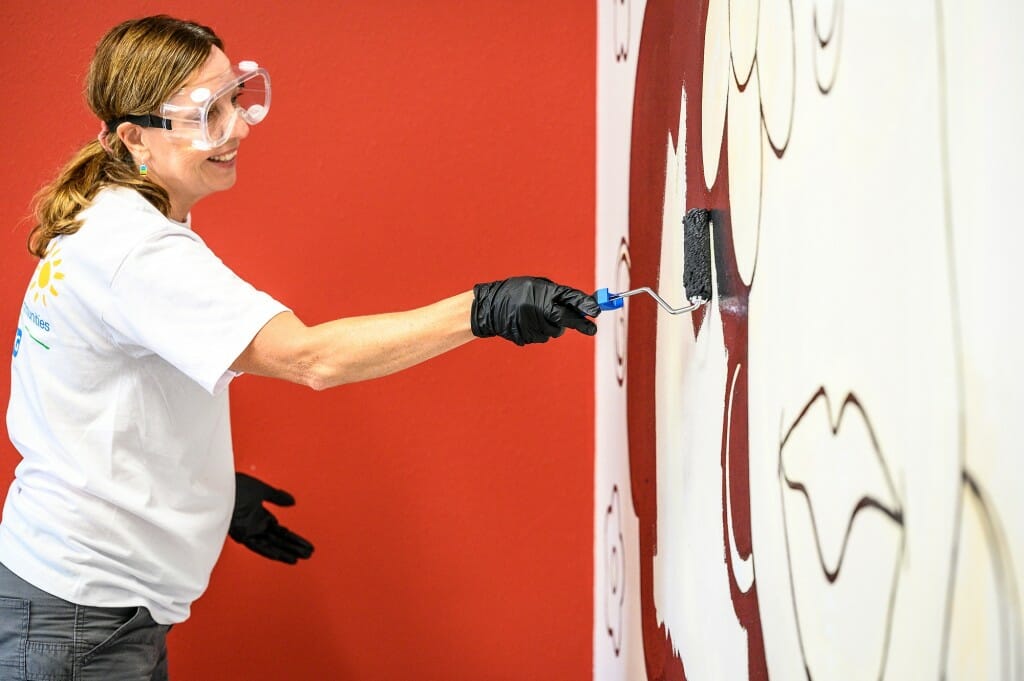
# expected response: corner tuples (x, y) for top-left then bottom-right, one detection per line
(780, 388), (905, 680)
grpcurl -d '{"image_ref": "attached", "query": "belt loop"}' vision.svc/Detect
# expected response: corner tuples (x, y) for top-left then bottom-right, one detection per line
(73, 603), (83, 679)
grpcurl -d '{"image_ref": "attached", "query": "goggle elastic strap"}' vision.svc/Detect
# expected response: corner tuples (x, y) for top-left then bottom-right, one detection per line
(105, 114), (175, 133)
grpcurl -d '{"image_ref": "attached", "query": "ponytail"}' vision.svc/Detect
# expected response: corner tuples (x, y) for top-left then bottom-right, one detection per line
(27, 139), (171, 258)
(27, 14), (223, 258)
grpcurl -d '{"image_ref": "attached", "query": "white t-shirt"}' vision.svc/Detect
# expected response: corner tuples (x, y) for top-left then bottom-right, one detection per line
(1, 186), (289, 624)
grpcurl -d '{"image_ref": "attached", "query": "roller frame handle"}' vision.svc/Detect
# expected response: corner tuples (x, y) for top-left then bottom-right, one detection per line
(595, 288), (624, 311)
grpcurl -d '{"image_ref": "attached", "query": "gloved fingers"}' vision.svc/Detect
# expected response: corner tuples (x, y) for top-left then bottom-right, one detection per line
(473, 276), (599, 344)
(548, 304), (598, 336)
(268, 525), (315, 559)
(263, 487), (296, 508)
(527, 307), (563, 343)
(245, 537), (299, 564)
(543, 320), (565, 340)
(552, 285), (602, 317)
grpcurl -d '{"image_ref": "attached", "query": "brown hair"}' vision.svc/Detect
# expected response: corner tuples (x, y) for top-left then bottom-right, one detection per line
(27, 15), (223, 257)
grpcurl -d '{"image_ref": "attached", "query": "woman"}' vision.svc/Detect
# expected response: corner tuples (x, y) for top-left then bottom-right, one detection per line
(0, 15), (599, 680)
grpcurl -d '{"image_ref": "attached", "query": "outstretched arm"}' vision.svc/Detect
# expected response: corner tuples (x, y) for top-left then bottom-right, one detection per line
(231, 291), (475, 390)
(230, 278), (600, 390)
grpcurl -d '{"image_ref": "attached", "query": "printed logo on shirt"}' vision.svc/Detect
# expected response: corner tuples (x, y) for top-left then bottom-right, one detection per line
(18, 310), (51, 351)
(22, 304), (50, 333)
(29, 247), (65, 307)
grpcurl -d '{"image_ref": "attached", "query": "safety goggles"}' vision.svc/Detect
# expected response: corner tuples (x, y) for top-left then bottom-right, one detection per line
(107, 61), (271, 150)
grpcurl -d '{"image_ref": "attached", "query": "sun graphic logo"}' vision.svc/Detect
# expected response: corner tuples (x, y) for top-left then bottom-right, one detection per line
(30, 248), (66, 307)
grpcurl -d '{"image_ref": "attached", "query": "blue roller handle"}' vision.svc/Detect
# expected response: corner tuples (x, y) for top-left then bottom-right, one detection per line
(595, 288), (624, 311)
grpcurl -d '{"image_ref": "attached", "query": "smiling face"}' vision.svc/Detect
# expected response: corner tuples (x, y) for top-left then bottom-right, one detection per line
(122, 47), (250, 221)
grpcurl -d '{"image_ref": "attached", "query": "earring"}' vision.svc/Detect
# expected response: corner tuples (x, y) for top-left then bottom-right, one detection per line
(139, 162), (148, 176)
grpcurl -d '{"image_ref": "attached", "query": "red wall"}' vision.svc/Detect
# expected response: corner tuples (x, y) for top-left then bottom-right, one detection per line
(0, 3), (595, 679)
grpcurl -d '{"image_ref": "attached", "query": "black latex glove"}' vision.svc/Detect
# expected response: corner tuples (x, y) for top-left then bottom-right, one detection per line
(229, 473), (314, 565)
(471, 276), (601, 346)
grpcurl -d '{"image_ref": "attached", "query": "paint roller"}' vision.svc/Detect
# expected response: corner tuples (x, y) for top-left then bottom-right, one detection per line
(595, 208), (712, 314)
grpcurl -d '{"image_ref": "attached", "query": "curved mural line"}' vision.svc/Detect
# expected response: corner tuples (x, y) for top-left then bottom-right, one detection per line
(729, 0), (760, 90)
(758, 0), (796, 157)
(812, 0), (840, 45)
(812, 0), (843, 93)
(958, 471), (1024, 679)
(615, 238), (632, 387)
(726, 362), (755, 593)
(605, 484), (627, 656)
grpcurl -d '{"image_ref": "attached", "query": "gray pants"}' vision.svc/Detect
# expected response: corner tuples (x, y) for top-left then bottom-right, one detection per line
(0, 561), (171, 681)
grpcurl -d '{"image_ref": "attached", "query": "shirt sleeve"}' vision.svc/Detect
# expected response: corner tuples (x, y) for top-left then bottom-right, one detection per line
(102, 230), (290, 395)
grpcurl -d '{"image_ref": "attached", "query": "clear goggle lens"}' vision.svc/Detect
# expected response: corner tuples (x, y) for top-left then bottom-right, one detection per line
(158, 63), (271, 149)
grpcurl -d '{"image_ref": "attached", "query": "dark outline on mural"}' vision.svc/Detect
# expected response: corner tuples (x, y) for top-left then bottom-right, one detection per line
(777, 387), (905, 681)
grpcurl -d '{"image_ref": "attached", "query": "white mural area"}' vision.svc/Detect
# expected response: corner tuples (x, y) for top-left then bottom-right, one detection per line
(594, 1), (1024, 679)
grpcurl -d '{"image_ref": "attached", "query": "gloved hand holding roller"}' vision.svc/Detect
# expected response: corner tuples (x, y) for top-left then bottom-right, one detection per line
(472, 276), (601, 345)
